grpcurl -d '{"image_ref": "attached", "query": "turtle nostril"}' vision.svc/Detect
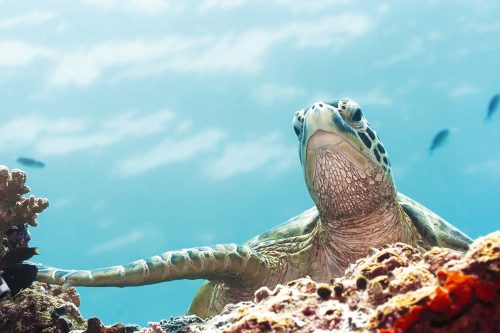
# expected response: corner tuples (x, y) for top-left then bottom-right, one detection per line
(352, 109), (363, 122)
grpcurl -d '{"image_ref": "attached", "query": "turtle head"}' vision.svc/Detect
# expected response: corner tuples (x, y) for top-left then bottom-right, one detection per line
(293, 98), (396, 222)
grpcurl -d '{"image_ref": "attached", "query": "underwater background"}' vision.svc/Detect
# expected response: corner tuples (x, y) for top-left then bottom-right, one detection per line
(0, 0), (499, 326)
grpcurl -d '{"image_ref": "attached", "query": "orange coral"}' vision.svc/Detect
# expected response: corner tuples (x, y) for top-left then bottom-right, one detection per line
(379, 305), (424, 333)
(475, 280), (500, 302)
(437, 270), (476, 314)
(426, 286), (451, 313)
(379, 270), (499, 333)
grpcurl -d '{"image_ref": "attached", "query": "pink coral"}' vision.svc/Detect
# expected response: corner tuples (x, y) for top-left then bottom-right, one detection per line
(0, 165), (48, 258)
(137, 322), (167, 333)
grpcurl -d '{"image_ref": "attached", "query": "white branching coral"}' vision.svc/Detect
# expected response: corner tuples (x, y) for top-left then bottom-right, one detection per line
(0, 165), (48, 257)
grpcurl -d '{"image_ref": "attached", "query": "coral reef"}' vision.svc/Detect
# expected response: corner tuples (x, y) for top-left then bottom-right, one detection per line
(0, 282), (86, 333)
(0, 165), (48, 299)
(148, 232), (499, 333)
(0, 166), (139, 333)
(0, 281), (144, 333)
(0, 227), (497, 333)
(0, 165), (48, 257)
(76, 317), (141, 333)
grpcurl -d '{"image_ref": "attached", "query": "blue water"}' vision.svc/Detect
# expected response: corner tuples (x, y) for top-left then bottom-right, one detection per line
(0, 0), (499, 326)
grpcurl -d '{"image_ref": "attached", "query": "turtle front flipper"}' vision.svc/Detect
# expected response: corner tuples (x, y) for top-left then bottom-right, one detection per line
(35, 243), (270, 287)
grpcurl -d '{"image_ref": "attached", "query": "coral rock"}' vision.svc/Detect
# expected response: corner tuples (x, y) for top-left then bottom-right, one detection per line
(41, 282), (82, 308)
(83, 317), (137, 333)
(153, 232), (499, 333)
(0, 283), (86, 333)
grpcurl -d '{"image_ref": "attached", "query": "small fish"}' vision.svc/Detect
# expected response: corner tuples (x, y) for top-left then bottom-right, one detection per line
(428, 129), (450, 155)
(0, 247), (39, 269)
(17, 157), (45, 168)
(1, 263), (38, 296)
(0, 276), (9, 298)
(486, 94), (500, 121)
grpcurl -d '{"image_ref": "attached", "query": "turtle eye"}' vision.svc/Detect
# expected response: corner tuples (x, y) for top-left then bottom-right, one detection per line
(351, 108), (363, 122)
(293, 109), (305, 138)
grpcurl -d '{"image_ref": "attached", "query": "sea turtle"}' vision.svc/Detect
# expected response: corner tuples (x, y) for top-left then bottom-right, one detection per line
(35, 98), (472, 318)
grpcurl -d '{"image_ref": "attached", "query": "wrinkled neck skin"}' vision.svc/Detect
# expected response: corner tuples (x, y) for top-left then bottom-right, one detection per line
(312, 199), (407, 277)
(304, 133), (413, 276)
